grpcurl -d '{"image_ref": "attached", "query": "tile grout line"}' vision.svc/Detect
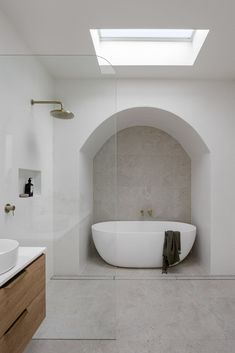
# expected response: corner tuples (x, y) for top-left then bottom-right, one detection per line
(52, 275), (235, 281)
(32, 338), (117, 341)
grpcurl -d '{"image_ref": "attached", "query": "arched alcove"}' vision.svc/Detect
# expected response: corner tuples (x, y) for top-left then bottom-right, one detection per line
(81, 107), (209, 158)
(79, 107), (211, 274)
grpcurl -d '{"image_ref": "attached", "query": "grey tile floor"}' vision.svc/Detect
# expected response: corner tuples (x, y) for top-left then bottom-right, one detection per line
(76, 251), (207, 278)
(34, 279), (116, 339)
(25, 277), (235, 353)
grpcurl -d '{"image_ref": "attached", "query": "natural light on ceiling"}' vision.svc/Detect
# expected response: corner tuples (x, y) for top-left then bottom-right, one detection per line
(90, 28), (209, 69)
(99, 29), (195, 41)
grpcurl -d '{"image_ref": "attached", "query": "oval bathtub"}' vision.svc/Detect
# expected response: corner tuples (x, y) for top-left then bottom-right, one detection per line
(92, 221), (196, 268)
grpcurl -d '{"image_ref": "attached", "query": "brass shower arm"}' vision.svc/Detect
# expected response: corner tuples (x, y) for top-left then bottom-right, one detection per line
(31, 99), (63, 110)
(31, 99), (74, 119)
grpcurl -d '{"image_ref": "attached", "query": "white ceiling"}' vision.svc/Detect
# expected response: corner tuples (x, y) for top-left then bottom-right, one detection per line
(0, 0), (235, 79)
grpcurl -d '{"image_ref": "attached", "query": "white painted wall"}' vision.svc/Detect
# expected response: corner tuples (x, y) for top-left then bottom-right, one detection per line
(79, 152), (93, 271)
(53, 79), (116, 275)
(191, 153), (211, 270)
(53, 151), (94, 276)
(0, 55), (55, 279)
(54, 78), (235, 275)
(0, 10), (55, 279)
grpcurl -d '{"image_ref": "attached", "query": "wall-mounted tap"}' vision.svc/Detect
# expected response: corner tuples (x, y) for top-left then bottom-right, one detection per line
(140, 209), (144, 216)
(147, 209), (153, 217)
(4, 203), (16, 215)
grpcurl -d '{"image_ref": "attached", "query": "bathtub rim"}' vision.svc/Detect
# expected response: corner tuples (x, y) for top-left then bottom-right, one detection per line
(92, 220), (196, 234)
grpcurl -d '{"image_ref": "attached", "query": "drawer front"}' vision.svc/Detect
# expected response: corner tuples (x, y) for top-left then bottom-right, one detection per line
(0, 254), (45, 338)
(0, 290), (45, 353)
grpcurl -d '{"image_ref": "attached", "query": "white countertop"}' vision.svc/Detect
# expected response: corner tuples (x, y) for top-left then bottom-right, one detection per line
(0, 246), (46, 287)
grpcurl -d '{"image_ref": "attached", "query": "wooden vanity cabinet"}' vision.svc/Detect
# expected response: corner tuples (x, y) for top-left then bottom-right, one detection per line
(0, 255), (46, 353)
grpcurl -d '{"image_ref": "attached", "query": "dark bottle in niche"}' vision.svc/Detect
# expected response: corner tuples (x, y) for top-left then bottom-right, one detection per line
(25, 177), (34, 197)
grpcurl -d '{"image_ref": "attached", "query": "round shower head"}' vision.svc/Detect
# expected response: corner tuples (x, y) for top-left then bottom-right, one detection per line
(31, 99), (74, 119)
(50, 108), (74, 119)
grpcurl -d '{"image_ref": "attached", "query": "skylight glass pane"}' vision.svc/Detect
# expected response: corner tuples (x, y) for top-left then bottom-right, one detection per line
(99, 29), (194, 41)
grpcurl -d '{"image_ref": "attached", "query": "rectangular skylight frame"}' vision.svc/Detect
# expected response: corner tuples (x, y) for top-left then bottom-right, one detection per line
(98, 29), (195, 42)
(90, 28), (209, 67)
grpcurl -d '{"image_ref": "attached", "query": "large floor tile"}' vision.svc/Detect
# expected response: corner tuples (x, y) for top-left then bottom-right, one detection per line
(116, 280), (226, 342)
(34, 280), (116, 339)
(25, 337), (235, 353)
(25, 340), (118, 353)
(27, 278), (235, 353)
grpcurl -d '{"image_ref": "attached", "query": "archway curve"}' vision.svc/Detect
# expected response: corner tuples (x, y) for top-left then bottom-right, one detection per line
(79, 106), (211, 273)
(80, 107), (210, 159)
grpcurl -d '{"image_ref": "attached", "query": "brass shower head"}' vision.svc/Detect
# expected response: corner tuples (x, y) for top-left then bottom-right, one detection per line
(31, 99), (74, 119)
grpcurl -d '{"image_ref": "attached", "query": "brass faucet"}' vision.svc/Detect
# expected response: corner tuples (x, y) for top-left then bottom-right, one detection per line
(4, 203), (16, 215)
(147, 209), (153, 217)
(140, 209), (144, 216)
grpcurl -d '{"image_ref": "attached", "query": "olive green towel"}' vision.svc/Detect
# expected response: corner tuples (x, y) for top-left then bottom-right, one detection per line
(162, 231), (181, 274)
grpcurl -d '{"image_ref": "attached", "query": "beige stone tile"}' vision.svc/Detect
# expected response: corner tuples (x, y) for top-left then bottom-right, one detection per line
(94, 126), (191, 223)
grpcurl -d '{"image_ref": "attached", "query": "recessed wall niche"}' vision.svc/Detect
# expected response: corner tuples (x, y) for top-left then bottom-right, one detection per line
(18, 168), (41, 196)
(93, 126), (191, 223)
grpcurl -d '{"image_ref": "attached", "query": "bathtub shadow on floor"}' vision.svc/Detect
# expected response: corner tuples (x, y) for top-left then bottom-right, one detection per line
(78, 250), (207, 278)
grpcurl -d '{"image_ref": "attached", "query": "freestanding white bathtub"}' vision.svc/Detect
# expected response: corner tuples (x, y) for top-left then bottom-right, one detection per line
(92, 221), (196, 268)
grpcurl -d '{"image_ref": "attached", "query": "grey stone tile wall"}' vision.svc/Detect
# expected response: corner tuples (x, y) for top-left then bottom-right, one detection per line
(94, 126), (191, 223)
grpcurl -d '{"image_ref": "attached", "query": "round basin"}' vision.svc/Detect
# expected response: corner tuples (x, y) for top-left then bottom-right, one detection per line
(0, 239), (19, 275)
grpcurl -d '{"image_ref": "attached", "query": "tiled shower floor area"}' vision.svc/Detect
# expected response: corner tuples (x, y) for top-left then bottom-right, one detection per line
(28, 277), (235, 353)
(34, 279), (116, 340)
(77, 251), (207, 278)
(32, 252), (208, 341)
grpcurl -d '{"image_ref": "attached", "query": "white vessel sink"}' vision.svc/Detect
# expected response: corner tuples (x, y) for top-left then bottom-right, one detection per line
(0, 239), (19, 275)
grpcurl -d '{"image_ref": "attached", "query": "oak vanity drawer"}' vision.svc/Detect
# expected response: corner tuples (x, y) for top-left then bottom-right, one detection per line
(0, 290), (45, 353)
(0, 254), (45, 338)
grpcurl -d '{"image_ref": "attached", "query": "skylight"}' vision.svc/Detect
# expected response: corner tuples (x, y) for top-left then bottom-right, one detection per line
(99, 29), (195, 42)
(90, 29), (209, 68)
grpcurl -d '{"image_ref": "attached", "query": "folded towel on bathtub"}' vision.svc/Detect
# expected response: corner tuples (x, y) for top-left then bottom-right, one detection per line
(162, 231), (181, 274)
